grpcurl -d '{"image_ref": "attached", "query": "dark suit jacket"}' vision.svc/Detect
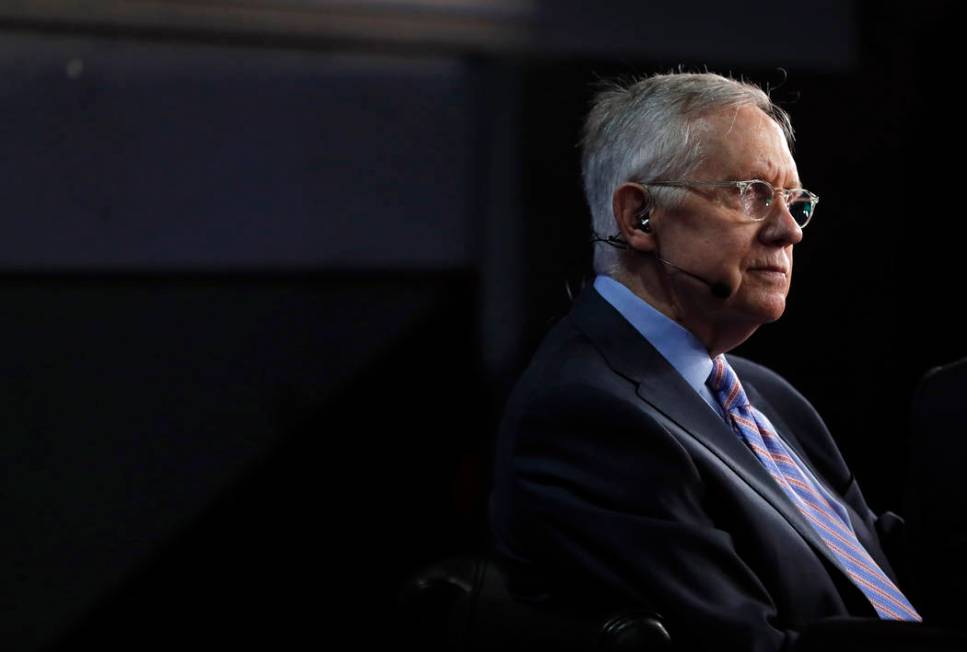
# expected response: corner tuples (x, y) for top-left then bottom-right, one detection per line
(490, 286), (906, 652)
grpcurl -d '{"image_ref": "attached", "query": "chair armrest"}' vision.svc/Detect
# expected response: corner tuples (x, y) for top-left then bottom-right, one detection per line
(398, 554), (670, 651)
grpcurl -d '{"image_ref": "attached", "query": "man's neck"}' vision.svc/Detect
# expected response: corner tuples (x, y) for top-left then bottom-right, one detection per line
(609, 269), (758, 358)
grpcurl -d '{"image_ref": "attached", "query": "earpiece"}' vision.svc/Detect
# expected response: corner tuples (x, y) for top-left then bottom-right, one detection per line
(634, 198), (653, 233)
(636, 214), (652, 233)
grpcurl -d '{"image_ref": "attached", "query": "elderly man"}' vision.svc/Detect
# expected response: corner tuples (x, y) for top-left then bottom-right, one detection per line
(489, 72), (922, 652)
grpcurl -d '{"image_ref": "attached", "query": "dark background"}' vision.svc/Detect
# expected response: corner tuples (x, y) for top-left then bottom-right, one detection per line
(0, 1), (962, 649)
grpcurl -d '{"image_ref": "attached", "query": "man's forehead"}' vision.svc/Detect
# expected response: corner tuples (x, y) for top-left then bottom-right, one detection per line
(694, 106), (799, 184)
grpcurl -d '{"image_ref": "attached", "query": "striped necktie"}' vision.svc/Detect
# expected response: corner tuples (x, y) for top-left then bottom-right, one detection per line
(706, 355), (921, 622)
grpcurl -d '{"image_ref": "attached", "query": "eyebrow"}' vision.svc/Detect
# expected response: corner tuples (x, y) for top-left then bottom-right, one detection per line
(738, 171), (805, 189)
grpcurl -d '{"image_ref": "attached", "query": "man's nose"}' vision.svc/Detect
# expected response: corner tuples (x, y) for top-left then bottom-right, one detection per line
(759, 201), (803, 246)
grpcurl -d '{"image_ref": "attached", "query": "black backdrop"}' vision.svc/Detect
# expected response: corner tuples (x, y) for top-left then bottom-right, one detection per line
(2, 2), (966, 650)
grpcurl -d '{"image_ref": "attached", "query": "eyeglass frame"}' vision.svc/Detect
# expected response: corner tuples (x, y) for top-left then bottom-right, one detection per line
(637, 179), (819, 228)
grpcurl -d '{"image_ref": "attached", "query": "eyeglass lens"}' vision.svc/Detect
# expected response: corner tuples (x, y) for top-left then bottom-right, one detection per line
(743, 181), (814, 227)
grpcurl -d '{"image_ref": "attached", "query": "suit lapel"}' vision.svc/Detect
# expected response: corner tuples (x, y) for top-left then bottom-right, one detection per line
(569, 286), (856, 580)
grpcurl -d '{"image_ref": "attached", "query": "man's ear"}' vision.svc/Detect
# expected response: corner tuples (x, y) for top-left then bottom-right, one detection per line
(612, 182), (657, 253)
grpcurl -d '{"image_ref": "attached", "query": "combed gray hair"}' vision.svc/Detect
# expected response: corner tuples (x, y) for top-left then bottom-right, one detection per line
(580, 72), (794, 276)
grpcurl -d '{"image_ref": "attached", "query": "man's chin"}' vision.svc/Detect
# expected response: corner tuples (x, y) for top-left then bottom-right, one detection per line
(757, 299), (787, 324)
(735, 294), (787, 325)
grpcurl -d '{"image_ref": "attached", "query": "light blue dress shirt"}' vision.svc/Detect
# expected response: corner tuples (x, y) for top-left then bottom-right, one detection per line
(593, 275), (723, 418)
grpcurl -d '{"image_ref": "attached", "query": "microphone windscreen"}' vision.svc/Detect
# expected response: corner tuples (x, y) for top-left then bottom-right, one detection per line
(711, 283), (732, 299)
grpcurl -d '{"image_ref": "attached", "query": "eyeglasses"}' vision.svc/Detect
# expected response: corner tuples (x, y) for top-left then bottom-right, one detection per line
(643, 179), (819, 228)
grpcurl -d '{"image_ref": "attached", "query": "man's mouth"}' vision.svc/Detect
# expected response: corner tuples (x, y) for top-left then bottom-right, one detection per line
(748, 265), (788, 275)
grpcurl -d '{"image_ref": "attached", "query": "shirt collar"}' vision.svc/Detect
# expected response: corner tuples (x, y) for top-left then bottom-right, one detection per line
(593, 275), (714, 396)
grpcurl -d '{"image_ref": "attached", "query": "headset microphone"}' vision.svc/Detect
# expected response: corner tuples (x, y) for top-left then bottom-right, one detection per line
(590, 217), (733, 299)
(654, 255), (733, 299)
(708, 280), (733, 300)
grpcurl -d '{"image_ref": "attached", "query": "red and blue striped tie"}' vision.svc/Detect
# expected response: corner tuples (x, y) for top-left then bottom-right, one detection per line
(707, 355), (921, 622)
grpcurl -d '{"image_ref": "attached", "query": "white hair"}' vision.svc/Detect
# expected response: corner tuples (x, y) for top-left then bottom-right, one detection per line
(580, 72), (795, 276)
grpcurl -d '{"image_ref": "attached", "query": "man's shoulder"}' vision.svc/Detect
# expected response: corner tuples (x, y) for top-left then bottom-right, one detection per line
(728, 354), (851, 486)
(509, 312), (633, 410)
(727, 354), (810, 407)
(725, 354), (827, 437)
